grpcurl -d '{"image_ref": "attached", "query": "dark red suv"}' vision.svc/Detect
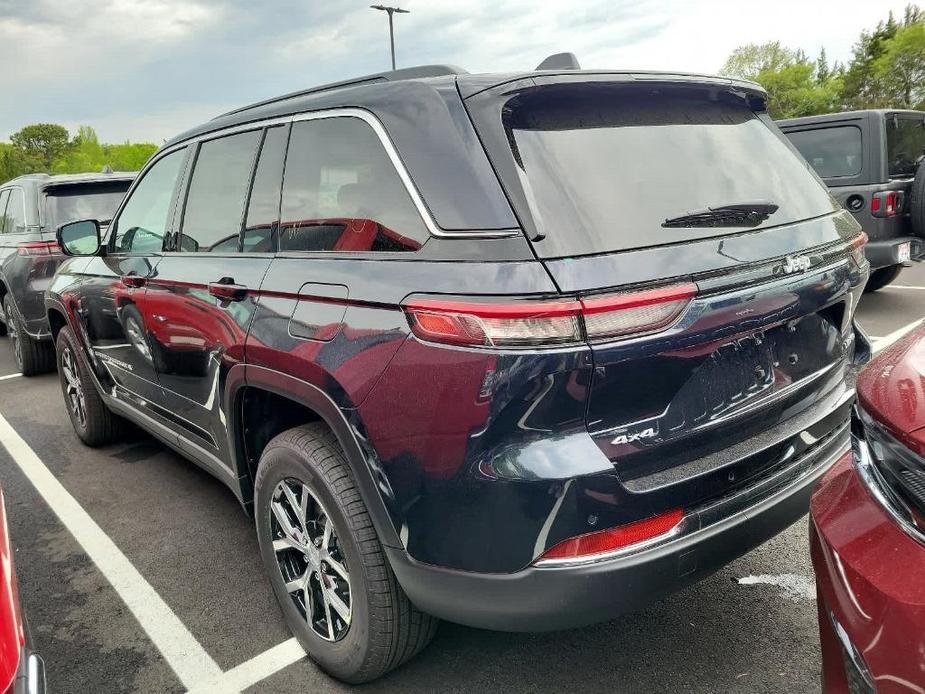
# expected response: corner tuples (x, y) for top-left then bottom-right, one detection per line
(46, 63), (869, 682)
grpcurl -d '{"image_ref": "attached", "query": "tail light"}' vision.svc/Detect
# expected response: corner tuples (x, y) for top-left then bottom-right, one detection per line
(871, 191), (901, 218)
(17, 240), (59, 256)
(849, 231), (868, 266)
(535, 508), (685, 564)
(404, 283), (696, 348)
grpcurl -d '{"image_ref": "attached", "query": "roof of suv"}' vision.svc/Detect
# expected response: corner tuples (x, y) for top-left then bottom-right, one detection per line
(164, 65), (767, 149)
(3, 172), (136, 192)
(778, 109), (925, 127)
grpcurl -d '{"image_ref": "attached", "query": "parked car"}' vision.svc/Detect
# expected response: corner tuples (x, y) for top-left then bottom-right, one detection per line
(811, 322), (925, 693)
(0, 486), (46, 694)
(778, 110), (925, 291)
(0, 172), (135, 375)
(46, 61), (870, 683)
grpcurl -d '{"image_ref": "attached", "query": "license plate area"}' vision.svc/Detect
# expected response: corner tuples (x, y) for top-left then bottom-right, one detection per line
(898, 241), (912, 263)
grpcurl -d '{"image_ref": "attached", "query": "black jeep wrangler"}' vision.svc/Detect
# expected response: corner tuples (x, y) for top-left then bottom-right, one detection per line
(778, 110), (925, 291)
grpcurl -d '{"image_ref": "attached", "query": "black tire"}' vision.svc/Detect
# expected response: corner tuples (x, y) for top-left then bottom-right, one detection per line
(4, 295), (54, 376)
(864, 264), (903, 293)
(255, 423), (438, 684)
(55, 325), (123, 446)
(908, 164), (925, 238)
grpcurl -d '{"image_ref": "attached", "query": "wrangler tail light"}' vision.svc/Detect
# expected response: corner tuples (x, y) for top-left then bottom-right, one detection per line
(871, 191), (901, 218)
(17, 240), (59, 256)
(403, 283), (696, 348)
(536, 509), (685, 563)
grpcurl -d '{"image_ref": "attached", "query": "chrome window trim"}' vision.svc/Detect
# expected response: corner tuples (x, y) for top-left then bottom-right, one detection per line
(129, 109), (518, 241)
(0, 185), (29, 233)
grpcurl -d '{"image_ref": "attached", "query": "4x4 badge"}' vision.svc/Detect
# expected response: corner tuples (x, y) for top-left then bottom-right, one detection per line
(611, 427), (657, 446)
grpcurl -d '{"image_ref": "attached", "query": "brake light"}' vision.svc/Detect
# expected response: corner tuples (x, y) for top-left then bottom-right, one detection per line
(849, 231), (868, 266)
(871, 191), (901, 218)
(536, 509), (685, 563)
(17, 240), (59, 256)
(404, 283), (696, 348)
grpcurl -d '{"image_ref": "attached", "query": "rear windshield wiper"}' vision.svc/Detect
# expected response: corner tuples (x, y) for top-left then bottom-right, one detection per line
(662, 201), (779, 229)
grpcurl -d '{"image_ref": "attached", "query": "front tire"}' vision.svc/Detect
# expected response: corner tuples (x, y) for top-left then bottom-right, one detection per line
(55, 326), (123, 446)
(4, 295), (54, 376)
(254, 423), (437, 684)
(864, 264), (903, 293)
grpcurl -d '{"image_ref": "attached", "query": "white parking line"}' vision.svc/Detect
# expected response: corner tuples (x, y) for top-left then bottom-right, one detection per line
(872, 318), (924, 353)
(0, 412), (224, 690)
(187, 638), (306, 693)
(886, 285), (925, 291)
(0, 373), (21, 381)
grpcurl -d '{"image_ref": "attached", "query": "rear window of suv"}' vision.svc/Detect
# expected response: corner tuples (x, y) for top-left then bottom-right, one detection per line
(786, 126), (863, 178)
(886, 115), (925, 178)
(44, 180), (132, 229)
(503, 84), (838, 257)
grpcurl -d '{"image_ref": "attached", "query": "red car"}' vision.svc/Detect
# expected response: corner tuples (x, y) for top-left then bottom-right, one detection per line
(0, 488), (45, 694)
(811, 322), (925, 693)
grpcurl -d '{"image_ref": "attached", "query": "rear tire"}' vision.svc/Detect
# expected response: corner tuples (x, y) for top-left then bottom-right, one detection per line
(908, 164), (925, 238)
(4, 295), (54, 376)
(55, 325), (123, 446)
(254, 423), (438, 684)
(864, 264), (903, 293)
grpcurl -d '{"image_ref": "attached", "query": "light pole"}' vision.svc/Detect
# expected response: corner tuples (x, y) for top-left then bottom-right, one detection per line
(370, 5), (409, 70)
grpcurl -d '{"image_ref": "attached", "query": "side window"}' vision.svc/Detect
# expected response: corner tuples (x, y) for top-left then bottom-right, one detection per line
(180, 130), (261, 253)
(243, 126), (288, 253)
(5, 189), (26, 234)
(785, 126), (863, 178)
(279, 118), (428, 253)
(0, 190), (9, 234)
(113, 149), (185, 254)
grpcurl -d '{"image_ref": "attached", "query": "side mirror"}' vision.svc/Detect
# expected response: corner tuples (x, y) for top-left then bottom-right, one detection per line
(57, 219), (102, 257)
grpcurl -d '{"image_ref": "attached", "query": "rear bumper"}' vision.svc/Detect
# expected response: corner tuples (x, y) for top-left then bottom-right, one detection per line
(865, 235), (924, 269)
(810, 437), (925, 693)
(389, 415), (851, 632)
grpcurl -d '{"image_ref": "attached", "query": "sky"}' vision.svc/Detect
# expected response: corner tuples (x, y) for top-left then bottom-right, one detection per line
(0, 0), (912, 144)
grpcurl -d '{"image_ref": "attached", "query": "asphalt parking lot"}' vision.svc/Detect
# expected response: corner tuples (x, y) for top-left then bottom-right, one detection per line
(1, 262), (923, 694)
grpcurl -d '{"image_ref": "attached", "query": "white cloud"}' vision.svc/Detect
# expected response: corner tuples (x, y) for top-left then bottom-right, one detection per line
(0, 0), (913, 143)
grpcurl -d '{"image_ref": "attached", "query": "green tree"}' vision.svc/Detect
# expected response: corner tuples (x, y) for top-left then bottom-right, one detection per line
(874, 21), (925, 108)
(720, 41), (798, 79)
(9, 123), (71, 168)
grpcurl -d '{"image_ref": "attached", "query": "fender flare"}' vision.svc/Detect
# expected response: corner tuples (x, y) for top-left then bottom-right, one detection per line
(227, 364), (403, 549)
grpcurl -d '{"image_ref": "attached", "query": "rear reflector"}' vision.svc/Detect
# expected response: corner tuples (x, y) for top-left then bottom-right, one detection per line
(536, 509), (685, 563)
(404, 283), (696, 348)
(17, 240), (59, 256)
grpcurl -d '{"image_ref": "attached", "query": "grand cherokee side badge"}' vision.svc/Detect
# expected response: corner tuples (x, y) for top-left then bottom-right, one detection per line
(611, 427), (657, 445)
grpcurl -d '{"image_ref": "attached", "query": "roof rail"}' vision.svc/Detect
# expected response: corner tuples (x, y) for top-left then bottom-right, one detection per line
(215, 64), (466, 120)
(535, 52), (581, 70)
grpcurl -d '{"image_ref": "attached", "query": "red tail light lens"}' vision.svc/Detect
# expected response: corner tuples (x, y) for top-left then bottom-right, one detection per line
(849, 231), (868, 266)
(536, 509), (685, 563)
(580, 284), (696, 340)
(404, 283), (696, 348)
(872, 191), (901, 218)
(17, 240), (59, 256)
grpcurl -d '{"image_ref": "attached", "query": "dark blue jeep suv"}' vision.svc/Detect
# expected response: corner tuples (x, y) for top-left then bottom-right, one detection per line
(46, 63), (869, 683)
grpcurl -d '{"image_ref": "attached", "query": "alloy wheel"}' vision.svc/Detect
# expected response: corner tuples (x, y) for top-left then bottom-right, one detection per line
(6, 305), (21, 367)
(270, 478), (352, 642)
(60, 346), (87, 428)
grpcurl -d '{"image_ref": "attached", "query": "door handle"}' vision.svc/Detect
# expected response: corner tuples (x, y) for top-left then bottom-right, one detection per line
(208, 279), (248, 302)
(122, 275), (146, 288)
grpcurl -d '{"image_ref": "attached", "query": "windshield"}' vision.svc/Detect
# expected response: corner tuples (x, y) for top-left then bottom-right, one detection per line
(504, 84), (838, 257)
(886, 115), (925, 178)
(43, 181), (132, 228)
